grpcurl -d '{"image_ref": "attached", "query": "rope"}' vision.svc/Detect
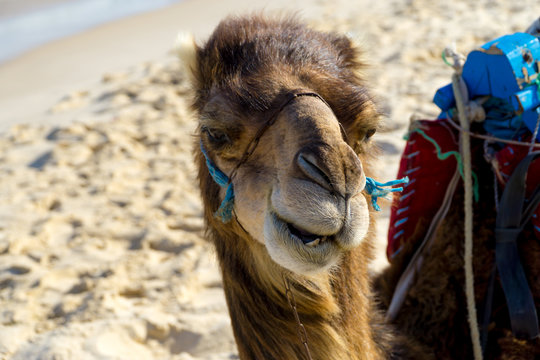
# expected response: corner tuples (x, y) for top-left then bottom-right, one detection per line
(443, 45), (466, 71)
(441, 50), (453, 67)
(452, 72), (484, 360)
(200, 141), (235, 222)
(444, 116), (540, 149)
(529, 112), (540, 154)
(283, 275), (313, 360)
(405, 128), (479, 201)
(365, 177), (409, 211)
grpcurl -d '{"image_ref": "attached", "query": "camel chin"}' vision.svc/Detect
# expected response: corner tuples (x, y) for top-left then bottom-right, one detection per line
(263, 191), (370, 276)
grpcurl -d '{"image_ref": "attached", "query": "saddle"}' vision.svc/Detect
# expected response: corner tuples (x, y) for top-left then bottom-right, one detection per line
(387, 120), (540, 260)
(386, 30), (540, 342)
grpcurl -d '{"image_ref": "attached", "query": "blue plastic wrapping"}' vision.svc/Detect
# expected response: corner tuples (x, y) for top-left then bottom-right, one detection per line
(433, 32), (540, 140)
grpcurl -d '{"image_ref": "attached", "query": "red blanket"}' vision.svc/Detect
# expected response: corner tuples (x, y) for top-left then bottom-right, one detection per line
(387, 119), (540, 260)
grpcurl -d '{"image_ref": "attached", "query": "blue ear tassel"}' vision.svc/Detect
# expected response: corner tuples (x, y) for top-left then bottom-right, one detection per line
(364, 176), (409, 211)
(200, 142), (235, 223)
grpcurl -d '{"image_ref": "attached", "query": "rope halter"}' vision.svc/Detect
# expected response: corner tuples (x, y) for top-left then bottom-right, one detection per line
(200, 91), (408, 223)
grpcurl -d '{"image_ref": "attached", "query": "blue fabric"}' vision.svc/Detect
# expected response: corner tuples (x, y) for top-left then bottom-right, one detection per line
(483, 97), (528, 140)
(434, 33), (540, 141)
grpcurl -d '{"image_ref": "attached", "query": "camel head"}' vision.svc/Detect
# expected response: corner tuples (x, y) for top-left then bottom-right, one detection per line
(188, 16), (381, 276)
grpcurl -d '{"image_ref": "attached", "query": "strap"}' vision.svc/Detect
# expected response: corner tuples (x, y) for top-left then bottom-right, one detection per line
(495, 151), (540, 339)
(480, 263), (496, 354)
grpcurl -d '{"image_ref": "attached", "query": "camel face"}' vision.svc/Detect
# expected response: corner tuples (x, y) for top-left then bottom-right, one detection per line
(199, 90), (370, 275)
(192, 16), (379, 277)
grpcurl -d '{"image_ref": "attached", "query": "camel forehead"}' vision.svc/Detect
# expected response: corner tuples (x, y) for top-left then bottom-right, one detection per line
(193, 17), (358, 112)
(201, 92), (341, 143)
(198, 17), (346, 83)
(282, 97), (338, 129)
(199, 91), (268, 136)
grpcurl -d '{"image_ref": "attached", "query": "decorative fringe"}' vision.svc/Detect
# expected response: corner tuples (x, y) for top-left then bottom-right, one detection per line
(215, 183), (234, 223)
(200, 141), (235, 223)
(365, 177), (409, 211)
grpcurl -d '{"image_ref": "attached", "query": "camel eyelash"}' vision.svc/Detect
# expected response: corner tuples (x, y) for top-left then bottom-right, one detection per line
(364, 128), (376, 141)
(201, 126), (231, 147)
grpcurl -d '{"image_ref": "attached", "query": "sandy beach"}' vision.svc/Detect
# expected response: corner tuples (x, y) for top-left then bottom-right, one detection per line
(1, 0), (539, 359)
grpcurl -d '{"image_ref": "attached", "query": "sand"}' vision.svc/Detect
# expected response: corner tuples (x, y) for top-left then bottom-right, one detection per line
(0, 0), (538, 359)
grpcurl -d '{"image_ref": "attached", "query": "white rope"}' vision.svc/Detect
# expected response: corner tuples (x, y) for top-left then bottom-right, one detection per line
(528, 112), (540, 154)
(445, 117), (540, 149)
(452, 71), (484, 360)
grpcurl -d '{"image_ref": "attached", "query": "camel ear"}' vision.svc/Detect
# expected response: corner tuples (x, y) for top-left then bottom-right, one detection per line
(174, 31), (198, 86)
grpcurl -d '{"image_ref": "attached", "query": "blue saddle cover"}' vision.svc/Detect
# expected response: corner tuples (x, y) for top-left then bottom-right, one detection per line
(434, 32), (540, 140)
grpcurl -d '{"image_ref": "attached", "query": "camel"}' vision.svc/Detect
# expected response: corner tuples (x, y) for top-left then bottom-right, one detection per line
(185, 15), (432, 360)
(375, 122), (540, 358)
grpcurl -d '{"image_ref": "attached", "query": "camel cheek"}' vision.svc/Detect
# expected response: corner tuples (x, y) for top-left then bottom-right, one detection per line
(232, 176), (270, 244)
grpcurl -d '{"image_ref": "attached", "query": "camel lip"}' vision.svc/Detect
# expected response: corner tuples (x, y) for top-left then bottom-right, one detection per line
(286, 222), (331, 246)
(270, 211), (335, 248)
(265, 209), (342, 274)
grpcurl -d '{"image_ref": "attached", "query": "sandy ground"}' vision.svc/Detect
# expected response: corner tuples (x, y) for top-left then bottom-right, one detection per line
(0, 0), (539, 359)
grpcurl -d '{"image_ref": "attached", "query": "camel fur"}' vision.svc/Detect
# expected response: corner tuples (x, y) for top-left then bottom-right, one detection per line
(188, 15), (432, 360)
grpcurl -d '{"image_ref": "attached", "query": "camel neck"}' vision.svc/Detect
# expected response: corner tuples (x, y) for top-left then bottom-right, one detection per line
(215, 233), (384, 360)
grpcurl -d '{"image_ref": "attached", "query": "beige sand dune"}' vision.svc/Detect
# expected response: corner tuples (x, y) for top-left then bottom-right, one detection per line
(0, 0), (538, 358)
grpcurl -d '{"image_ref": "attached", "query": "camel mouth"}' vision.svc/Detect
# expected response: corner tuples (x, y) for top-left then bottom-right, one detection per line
(263, 190), (368, 275)
(286, 222), (332, 247)
(264, 210), (340, 274)
(269, 210), (340, 251)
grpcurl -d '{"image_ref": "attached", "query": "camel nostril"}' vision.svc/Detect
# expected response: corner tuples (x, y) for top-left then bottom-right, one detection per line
(297, 152), (334, 193)
(296, 145), (365, 198)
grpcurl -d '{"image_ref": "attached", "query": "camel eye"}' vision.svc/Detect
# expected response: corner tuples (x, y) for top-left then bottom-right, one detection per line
(202, 126), (230, 147)
(365, 128), (376, 141)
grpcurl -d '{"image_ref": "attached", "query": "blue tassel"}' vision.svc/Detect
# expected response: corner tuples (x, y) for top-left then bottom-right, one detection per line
(365, 176), (409, 211)
(215, 183), (234, 222)
(200, 141), (235, 223)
